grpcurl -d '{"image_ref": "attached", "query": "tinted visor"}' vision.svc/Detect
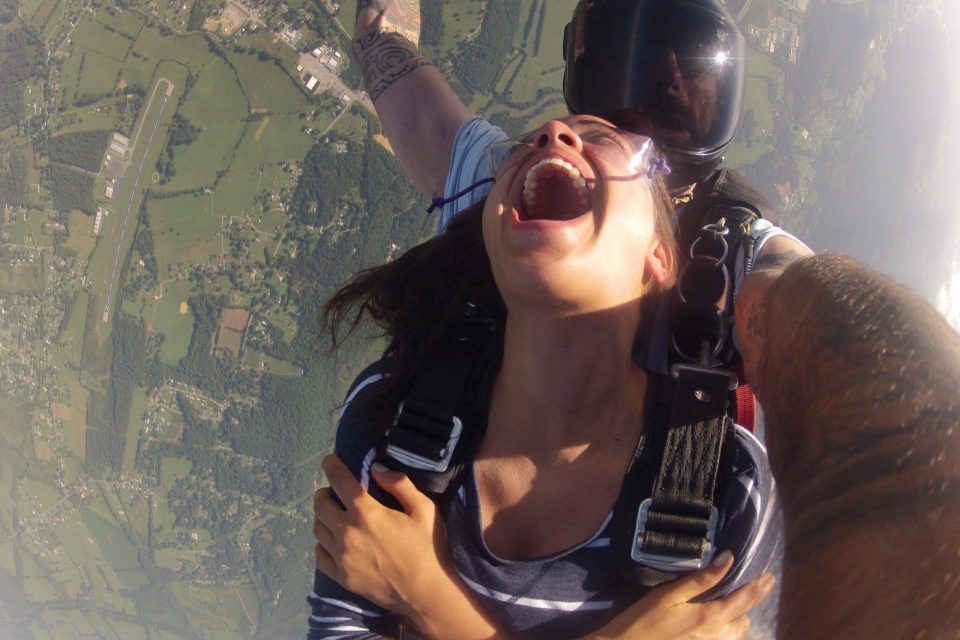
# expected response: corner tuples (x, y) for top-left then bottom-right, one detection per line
(564, 0), (746, 160)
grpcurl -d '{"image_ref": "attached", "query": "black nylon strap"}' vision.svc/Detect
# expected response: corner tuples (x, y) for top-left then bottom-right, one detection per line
(382, 319), (497, 495)
(638, 365), (732, 561)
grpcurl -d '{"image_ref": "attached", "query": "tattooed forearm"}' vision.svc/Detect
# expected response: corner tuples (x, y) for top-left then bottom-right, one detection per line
(752, 254), (960, 639)
(353, 31), (434, 102)
(751, 248), (804, 273)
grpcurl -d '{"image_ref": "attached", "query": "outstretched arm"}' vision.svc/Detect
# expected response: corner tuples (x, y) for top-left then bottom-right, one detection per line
(353, 1), (472, 196)
(736, 253), (960, 639)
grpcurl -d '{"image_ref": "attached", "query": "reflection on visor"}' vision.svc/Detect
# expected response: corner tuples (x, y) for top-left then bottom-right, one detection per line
(485, 119), (657, 182)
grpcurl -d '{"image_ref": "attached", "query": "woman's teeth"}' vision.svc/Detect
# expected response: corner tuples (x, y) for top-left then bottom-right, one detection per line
(522, 158), (589, 208)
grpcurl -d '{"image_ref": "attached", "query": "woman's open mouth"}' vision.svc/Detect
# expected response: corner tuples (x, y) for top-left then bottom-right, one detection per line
(515, 157), (593, 222)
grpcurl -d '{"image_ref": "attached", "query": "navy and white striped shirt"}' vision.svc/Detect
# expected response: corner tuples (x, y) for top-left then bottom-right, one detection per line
(307, 364), (780, 639)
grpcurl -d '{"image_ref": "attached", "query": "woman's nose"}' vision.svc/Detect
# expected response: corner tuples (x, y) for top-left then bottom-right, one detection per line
(533, 120), (583, 153)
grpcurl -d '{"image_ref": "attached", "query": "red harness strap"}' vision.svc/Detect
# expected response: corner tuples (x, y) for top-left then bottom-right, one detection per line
(734, 383), (756, 432)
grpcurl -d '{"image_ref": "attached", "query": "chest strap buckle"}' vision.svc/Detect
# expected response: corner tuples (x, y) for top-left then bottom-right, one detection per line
(385, 401), (463, 472)
(631, 498), (718, 571)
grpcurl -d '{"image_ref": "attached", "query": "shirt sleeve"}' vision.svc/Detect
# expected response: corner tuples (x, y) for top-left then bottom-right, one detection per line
(307, 366), (403, 639)
(437, 116), (509, 233)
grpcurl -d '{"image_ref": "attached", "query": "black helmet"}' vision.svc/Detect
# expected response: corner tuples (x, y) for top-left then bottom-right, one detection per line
(563, 0), (747, 175)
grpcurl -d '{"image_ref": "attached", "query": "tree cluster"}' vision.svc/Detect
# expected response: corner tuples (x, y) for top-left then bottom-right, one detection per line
(42, 164), (96, 214)
(420, 0), (444, 48)
(0, 152), (28, 209)
(289, 135), (363, 227)
(453, 0), (520, 94)
(45, 130), (111, 173)
(0, 28), (45, 130)
(156, 115), (201, 184)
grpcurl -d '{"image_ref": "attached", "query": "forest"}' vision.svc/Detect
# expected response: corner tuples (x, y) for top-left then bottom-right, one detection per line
(0, 152), (28, 209)
(454, 0), (520, 94)
(289, 135), (363, 227)
(42, 164), (96, 214)
(0, 27), (45, 130)
(45, 130), (111, 173)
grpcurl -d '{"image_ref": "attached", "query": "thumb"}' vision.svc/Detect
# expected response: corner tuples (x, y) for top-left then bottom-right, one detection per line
(371, 462), (432, 516)
(657, 550), (735, 607)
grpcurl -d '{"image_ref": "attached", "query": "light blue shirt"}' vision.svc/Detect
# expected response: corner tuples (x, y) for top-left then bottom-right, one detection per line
(438, 117), (507, 232)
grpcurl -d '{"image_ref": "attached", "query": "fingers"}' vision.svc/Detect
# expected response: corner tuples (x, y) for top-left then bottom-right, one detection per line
(719, 614), (750, 640)
(315, 541), (338, 576)
(314, 486), (347, 529)
(655, 550), (735, 607)
(322, 454), (371, 512)
(370, 462), (432, 517)
(703, 572), (776, 626)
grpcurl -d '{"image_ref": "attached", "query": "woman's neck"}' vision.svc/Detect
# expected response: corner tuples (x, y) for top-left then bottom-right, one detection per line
(486, 306), (648, 459)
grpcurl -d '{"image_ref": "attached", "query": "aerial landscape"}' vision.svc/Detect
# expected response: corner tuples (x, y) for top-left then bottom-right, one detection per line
(0, 0), (955, 637)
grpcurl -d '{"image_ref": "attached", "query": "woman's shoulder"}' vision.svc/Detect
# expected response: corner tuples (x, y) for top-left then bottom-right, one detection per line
(334, 361), (394, 477)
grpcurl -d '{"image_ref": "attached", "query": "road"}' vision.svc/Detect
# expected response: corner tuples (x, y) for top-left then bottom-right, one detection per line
(102, 78), (174, 323)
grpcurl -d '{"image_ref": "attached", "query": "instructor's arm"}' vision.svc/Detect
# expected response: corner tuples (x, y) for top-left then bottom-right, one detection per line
(736, 253), (960, 639)
(353, 0), (472, 195)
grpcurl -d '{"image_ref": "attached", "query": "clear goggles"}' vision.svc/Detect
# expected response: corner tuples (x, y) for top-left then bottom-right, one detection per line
(484, 118), (667, 182)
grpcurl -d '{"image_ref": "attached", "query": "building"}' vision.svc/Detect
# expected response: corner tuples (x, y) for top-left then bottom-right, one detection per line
(92, 208), (107, 235)
(305, 75), (318, 91)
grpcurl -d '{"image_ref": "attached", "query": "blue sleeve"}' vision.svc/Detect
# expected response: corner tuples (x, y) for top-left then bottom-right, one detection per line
(437, 116), (509, 233)
(307, 364), (403, 639)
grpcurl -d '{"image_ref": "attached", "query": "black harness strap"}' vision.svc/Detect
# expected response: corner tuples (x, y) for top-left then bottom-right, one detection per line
(381, 318), (497, 495)
(633, 364), (734, 568)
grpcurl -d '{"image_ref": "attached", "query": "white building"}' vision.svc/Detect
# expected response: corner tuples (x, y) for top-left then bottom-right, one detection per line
(305, 75), (318, 91)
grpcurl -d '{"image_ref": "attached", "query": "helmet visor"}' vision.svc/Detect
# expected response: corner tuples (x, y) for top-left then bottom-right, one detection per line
(565, 0), (746, 160)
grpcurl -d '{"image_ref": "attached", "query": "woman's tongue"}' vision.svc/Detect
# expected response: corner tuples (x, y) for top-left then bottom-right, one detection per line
(520, 167), (588, 222)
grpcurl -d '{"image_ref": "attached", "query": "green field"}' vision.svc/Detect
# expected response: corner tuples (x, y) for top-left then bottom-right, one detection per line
(211, 114), (312, 216)
(130, 28), (213, 76)
(122, 387), (149, 473)
(148, 192), (222, 271)
(72, 16), (135, 61)
(146, 277), (196, 365)
(158, 58), (249, 192)
(727, 47), (783, 168)
(170, 582), (253, 638)
(97, 9), (147, 40)
(77, 51), (124, 99)
(230, 51), (307, 114)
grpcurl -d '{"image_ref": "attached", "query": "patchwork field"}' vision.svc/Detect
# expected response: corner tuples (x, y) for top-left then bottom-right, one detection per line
(157, 57), (248, 193)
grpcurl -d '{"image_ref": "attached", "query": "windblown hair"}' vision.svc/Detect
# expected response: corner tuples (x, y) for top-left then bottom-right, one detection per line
(322, 176), (678, 419)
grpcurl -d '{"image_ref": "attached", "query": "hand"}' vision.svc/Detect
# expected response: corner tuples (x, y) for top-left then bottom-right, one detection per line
(354, 0), (421, 48)
(591, 553), (775, 640)
(314, 455), (451, 619)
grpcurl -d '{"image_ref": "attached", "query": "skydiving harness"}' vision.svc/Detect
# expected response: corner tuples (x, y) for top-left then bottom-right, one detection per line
(380, 167), (764, 584)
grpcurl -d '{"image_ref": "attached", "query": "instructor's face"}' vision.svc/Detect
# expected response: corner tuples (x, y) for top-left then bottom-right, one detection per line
(612, 48), (719, 150)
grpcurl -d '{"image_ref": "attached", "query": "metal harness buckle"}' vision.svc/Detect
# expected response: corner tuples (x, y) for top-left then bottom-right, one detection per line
(631, 498), (719, 572)
(385, 401), (463, 473)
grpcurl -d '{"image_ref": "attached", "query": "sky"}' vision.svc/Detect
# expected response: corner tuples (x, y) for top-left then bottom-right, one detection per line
(934, 0), (960, 330)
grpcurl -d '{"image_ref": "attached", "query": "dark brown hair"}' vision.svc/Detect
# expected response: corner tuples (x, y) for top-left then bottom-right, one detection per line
(322, 177), (678, 415)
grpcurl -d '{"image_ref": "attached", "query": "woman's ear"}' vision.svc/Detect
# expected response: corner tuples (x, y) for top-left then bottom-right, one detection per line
(645, 238), (673, 285)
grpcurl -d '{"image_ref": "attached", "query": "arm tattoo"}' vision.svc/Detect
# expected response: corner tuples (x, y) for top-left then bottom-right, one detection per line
(353, 31), (434, 102)
(752, 248), (804, 273)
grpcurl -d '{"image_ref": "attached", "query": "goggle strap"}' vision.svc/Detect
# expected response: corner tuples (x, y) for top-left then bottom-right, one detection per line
(426, 177), (496, 214)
